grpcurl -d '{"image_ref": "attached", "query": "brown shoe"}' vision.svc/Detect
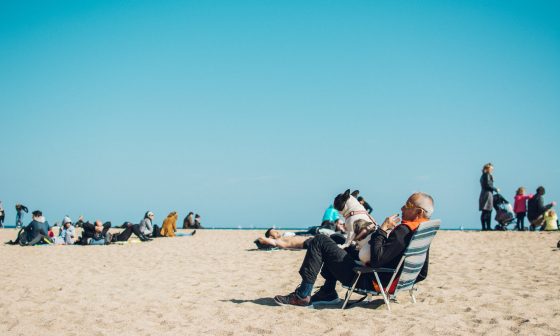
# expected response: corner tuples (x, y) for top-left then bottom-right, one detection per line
(273, 292), (311, 307)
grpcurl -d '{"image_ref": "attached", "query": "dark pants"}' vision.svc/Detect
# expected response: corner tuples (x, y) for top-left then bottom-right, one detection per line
(113, 224), (145, 241)
(298, 235), (373, 292)
(320, 220), (336, 231)
(0, 214), (4, 227)
(516, 212), (526, 231)
(480, 210), (492, 231)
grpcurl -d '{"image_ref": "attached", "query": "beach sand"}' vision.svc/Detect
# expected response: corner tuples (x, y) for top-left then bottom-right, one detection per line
(0, 229), (559, 335)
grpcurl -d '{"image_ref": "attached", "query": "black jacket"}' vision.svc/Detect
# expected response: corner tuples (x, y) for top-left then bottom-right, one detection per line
(369, 224), (429, 286)
(362, 201), (373, 214)
(527, 194), (552, 221)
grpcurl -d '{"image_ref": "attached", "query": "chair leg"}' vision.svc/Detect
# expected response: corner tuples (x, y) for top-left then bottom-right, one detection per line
(373, 272), (391, 311)
(342, 271), (362, 310)
(410, 286), (417, 303)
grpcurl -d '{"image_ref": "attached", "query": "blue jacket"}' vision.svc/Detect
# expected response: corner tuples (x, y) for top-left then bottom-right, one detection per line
(322, 205), (340, 222)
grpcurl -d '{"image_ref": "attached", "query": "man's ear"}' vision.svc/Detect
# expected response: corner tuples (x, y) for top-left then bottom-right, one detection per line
(344, 189), (350, 197)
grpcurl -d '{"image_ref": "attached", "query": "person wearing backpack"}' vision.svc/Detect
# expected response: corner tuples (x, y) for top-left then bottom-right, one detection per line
(6, 210), (51, 246)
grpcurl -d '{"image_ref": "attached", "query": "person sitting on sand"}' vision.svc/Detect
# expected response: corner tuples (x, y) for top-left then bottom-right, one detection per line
(25, 210), (51, 245)
(320, 205), (340, 231)
(543, 209), (558, 231)
(160, 211), (178, 237)
(528, 186), (556, 231)
(193, 214), (203, 229)
(273, 192), (434, 307)
(139, 211), (155, 237)
(53, 216), (77, 245)
(183, 212), (194, 229)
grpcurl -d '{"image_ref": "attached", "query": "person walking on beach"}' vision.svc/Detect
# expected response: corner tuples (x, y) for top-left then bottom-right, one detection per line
(0, 201), (5, 228)
(513, 187), (533, 231)
(183, 212), (194, 229)
(527, 186), (556, 231)
(479, 163), (498, 231)
(15, 203), (29, 228)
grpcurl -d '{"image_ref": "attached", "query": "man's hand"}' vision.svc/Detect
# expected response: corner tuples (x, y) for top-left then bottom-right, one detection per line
(380, 214), (401, 232)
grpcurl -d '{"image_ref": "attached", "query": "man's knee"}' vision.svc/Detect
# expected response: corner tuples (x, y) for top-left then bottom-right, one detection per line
(308, 234), (331, 247)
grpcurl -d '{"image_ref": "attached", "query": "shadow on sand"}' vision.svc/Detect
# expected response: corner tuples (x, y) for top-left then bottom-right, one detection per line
(223, 297), (387, 309)
(224, 298), (278, 306)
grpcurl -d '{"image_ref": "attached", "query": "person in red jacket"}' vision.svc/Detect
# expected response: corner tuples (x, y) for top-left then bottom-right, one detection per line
(513, 187), (533, 231)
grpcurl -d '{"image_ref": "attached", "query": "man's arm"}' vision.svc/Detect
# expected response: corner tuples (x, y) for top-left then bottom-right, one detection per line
(258, 236), (278, 247)
(369, 225), (410, 268)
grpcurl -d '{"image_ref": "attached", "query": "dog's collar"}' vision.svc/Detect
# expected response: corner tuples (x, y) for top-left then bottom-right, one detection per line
(344, 210), (378, 227)
(344, 210), (369, 219)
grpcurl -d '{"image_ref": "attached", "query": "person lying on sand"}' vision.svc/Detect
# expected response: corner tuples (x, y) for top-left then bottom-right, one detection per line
(273, 192), (434, 307)
(256, 229), (314, 249)
(77, 219), (113, 245)
(256, 227), (347, 250)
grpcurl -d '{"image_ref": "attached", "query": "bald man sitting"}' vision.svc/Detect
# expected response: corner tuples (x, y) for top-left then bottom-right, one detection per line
(273, 192), (435, 307)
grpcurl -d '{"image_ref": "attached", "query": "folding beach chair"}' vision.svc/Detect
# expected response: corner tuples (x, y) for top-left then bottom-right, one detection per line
(341, 219), (440, 310)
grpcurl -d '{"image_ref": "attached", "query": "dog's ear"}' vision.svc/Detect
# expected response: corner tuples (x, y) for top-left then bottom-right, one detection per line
(334, 189), (351, 211)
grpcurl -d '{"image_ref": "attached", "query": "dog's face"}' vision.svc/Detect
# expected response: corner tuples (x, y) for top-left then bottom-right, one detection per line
(334, 189), (351, 211)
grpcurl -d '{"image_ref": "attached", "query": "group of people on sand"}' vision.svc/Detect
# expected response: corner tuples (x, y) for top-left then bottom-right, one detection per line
(479, 163), (557, 231)
(182, 212), (203, 229)
(254, 189), (436, 307)
(5, 209), (197, 246)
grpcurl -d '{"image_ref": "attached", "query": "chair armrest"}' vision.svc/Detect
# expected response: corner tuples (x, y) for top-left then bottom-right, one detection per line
(352, 266), (396, 274)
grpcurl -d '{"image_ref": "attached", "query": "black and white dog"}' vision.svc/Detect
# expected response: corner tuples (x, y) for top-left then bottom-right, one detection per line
(334, 189), (378, 263)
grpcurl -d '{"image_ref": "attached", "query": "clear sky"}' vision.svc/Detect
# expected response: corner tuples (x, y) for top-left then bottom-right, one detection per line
(1, 0), (559, 229)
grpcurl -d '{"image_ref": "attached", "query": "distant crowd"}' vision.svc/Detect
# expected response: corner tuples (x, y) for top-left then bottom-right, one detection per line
(0, 202), (201, 246)
(479, 163), (558, 231)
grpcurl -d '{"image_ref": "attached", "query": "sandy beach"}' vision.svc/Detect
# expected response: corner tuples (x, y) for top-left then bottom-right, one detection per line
(0, 229), (559, 336)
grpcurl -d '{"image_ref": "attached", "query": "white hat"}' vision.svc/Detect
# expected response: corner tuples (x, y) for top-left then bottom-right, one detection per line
(62, 216), (72, 225)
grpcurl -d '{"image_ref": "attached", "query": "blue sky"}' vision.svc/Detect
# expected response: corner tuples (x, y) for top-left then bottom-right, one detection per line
(1, 0), (559, 229)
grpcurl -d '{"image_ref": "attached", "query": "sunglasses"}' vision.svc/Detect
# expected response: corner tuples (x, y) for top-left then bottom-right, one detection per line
(403, 201), (427, 213)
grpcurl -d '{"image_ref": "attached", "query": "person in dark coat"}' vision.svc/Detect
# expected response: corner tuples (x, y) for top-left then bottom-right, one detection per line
(479, 163), (498, 231)
(527, 186), (556, 231)
(183, 212), (194, 229)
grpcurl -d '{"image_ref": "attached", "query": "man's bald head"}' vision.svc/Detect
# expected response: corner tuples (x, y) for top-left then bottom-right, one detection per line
(410, 192), (434, 219)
